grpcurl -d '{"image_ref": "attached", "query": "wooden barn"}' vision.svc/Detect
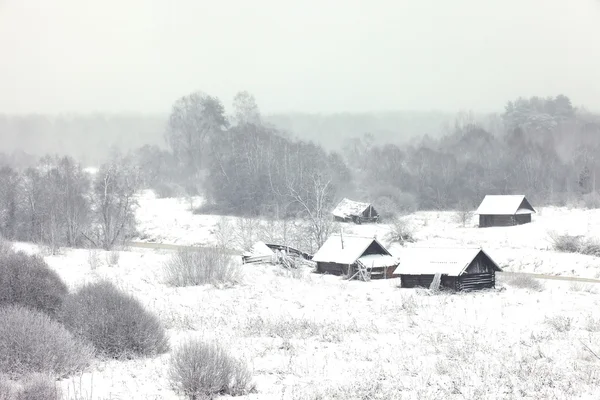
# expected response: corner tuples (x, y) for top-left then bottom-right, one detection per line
(312, 234), (398, 279)
(475, 195), (536, 228)
(395, 247), (502, 291)
(332, 198), (379, 224)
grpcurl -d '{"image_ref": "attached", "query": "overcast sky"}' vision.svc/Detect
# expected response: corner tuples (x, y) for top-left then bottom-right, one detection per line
(1, 0), (599, 114)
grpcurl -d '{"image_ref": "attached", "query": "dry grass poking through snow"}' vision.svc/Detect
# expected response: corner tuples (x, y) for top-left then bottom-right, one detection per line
(164, 247), (242, 287)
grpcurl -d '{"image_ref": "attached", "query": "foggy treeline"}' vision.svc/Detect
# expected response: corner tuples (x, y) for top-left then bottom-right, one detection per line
(148, 91), (600, 216)
(0, 110), (452, 165)
(1, 90), (600, 252)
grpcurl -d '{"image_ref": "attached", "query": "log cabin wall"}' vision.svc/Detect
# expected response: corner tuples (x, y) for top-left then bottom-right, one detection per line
(316, 262), (349, 275)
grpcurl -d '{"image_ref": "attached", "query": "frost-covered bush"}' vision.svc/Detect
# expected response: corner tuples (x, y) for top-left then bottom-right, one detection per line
(169, 339), (253, 399)
(545, 315), (573, 333)
(0, 305), (92, 379)
(506, 274), (544, 291)
(61, 281), (169, 359)
(0, 250), (68, 317)
(549, 232), (600, 256)
(165, 248), (241, 287)
(16, 374), (61, 400)
(387, 217), (416, 245)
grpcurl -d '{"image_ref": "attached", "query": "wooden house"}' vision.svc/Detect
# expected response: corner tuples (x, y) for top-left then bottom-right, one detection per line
(395, 247), (502, 291)
(312, 234), (398, 279)
(332, 198), (379, 224)
(475, 195), (536, 227)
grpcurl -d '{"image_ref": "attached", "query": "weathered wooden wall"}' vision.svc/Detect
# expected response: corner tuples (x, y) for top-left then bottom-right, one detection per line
(479, 214), (531, 227)
(316, 262), (349, 276)
(401, 253), (497, 291)
(457, 272), (495, 291)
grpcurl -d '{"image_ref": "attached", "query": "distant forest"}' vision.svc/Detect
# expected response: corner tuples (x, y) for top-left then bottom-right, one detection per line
(1, 92), (600, 223)
(0, 110), (454, 165)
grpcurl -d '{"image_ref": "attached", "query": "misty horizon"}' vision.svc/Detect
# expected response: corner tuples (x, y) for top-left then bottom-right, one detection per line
(1, 0), (599, 115)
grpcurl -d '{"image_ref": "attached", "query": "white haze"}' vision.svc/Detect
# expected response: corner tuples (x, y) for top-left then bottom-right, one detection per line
(0, 0), (599, 114)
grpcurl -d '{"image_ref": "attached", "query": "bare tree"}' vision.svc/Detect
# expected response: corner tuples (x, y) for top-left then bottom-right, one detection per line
(287, 172), (336, 252)
(87, 155), (139, 250)
(165, 92), (228, 176)
(0, 167), (21, 240)
(232, 91), (261, 126)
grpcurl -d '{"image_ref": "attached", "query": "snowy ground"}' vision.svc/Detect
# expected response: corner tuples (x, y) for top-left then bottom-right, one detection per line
(14, 242), (600, 400)
(12, 192), (600, 399)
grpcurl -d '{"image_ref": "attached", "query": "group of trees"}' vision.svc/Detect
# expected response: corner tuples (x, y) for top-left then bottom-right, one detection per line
(154, 91), (600, 219)
(133, 91), (600, 241)
(347, 95), (600, 212)
(0, 154), (138, 252)
(2, 90), (599, 252)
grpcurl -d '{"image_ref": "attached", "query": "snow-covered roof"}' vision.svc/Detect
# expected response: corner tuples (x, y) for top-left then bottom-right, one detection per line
(475, 195), (536, 215)
(332, 198), (373, 219)
(312, 234), (390, 265)
(243, 241), (274, 257)
(358, 254), (399, 269)
(394, 247), (502, 277)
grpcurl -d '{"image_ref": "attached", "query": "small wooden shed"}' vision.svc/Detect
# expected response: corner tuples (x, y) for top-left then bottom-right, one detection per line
(475, 195), (536, 228)
(332, 198), (379, 224)
(312, 234), (398, 279)
(395, 247), (502, 291)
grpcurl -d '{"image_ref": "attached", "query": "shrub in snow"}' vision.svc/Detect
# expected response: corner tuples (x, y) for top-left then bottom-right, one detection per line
(152, 182), (183, 199)
(61, 281), (169, 359)
(165, 248), (241, 287)
(544, 315), (573, 333)
(169, 339), (253, 399)
(15, 374), (61, 400)
(549, 233), (600, 257)
(506, 275), (544, 291)
(0, 375), (15, 400)
(0, 250), (68, 318)
(0, 373), (61, 400)
(584, 315), (600, 332)
(387, 217), (416, 245)
(0, 305), (92, 379)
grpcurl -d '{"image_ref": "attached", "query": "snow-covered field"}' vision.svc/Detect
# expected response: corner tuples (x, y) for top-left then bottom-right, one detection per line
(136, 190), (600, 279)
(14, 191), (600, 399)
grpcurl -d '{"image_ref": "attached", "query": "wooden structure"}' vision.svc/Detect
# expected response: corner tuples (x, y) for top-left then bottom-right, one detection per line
(332, 198), (379, 224)
(242, 242), (313, 264)
(395, 247), (502, 291)
(264, 244), (312, 260)
(475, 195), (536, 228)
(241, 242), (275, 264)
(312, 234), (398, 280)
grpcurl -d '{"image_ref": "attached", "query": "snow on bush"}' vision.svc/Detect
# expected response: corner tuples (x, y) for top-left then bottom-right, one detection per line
(0, 373), (62, 400)
(0, 305), (92, 379)
(164, 248), (241, 287)
(386, 217), (416, 244)
(505, 274), (545, 291)
(545, 315), (573, 332)
(61, 281), (169, 359)
(169, 339), (254, 399)
(0, 250), (68, 318)
(14, 373), (61, 400)
(549, 232), (600, 256)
